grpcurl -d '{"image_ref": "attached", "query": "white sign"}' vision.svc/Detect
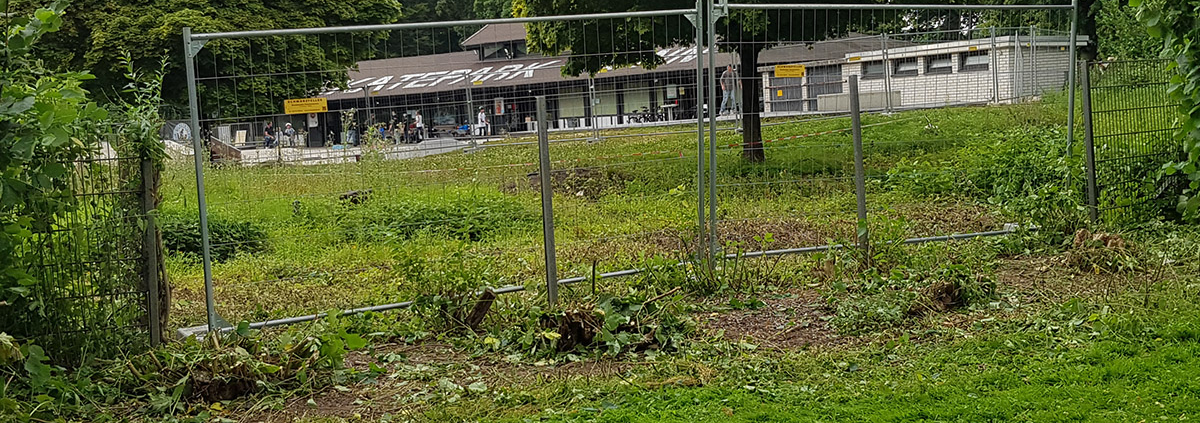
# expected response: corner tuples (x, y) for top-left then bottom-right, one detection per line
(307, 113), (319, 128)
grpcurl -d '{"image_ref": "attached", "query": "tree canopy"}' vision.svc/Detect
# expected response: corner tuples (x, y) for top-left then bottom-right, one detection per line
(11, 0), (403, 113)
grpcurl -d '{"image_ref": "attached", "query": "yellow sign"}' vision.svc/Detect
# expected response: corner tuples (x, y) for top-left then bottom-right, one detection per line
(774, 64), (806, 78)
(283, 98), (327, 115)
(777, 90), (784, 97)
(968, 46), (979, 51)
(847, 56), (862, 62)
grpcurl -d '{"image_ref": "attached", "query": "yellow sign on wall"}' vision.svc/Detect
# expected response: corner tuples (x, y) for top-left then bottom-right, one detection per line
(283, 98), (328, 115)
(774, 64), (807, 78)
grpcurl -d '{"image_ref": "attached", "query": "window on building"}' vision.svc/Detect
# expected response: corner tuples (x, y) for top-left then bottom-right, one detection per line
(862, 61), (885, 80)
(595, 84), (619, 116)
(624, 82), (652, 113)
(558, 86), (587, 118)
(960, 50), (989, 72)
(893, 58), (918, 77)
(925, 54), (953, 75)
(480, 41), (527, 61)
(806, 65), (843, 111)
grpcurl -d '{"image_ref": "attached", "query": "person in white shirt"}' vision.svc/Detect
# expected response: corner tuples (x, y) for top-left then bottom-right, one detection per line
(476, 107), (489, 137)
(414, 110), (424, 141)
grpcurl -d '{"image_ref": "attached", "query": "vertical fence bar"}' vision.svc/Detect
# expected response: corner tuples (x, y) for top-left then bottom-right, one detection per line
(1066, 0), (1080, 154)
(850, 76), (869, 260)
(140, 159), (161, 346)
(694, 1), (707, 261)
(536, 95), (558, 307)
(1080, 62), (1099, 223)
(1014, 30), (1022, 101)
(880, 33), (893, 113)
(183, 27), (220, 333)
(991, 27), (999, 103)
(706, 0), (720, 263)
(1029, 25), (1037, 96)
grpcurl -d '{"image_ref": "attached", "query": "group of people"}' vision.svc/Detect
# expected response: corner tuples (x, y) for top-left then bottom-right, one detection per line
(389, 110), (425, 143)
(262, 122), (297, 148)
(257, 104), (510, 149)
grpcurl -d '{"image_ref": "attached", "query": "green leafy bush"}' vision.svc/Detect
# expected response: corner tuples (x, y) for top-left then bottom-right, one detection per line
(1, 3), (109, 316)
(336, 191), (536, 242)
(159, 212), (269, 262)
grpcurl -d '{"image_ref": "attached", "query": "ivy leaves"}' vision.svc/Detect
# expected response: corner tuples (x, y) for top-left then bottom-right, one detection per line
(1133, 0), (1200, 221)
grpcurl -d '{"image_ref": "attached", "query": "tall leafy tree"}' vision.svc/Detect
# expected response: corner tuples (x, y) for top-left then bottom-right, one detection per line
(12, 0), (403, 112)
(515, 0), (874, 162)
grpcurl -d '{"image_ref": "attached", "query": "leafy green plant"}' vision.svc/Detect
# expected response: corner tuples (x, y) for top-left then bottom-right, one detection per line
(1135, 0), (1200, 221)
(336, 191), (537, 242)
(0, 316), (375, 422)
(0, 2), (108, 315)
(159, 211), (269, 262)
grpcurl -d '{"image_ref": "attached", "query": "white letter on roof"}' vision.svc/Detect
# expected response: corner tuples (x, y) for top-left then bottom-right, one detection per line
(483, 64), (524, 82)
(405, 71), (449, 89)
(505, 60), (560, 80)
(431, 69), (472, 87)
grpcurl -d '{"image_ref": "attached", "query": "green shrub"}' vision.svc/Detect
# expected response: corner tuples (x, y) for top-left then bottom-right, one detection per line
(337, 191), (536, 242)
(159, 212), (269, 262)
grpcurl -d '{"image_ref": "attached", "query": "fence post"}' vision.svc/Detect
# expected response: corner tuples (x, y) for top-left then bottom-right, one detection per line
(183, 27), (221, 333)
(467, 85), (478, 151)
(1066, 0), (1080, 155)
(536, 96), (558, 307)
(706, 0), (721, 264)
(849, 76), (870, 262)
(693, 0), (706, 263)
(1029, 25), (1037, 96)
(991, 27), (999, 104)
(880, 33), (893, 113)
(140, 159), (162, 346)
(1080, 62), (1099, 223)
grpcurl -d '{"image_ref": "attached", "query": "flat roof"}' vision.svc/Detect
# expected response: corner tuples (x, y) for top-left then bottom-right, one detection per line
(461, 23), (528, 47)
(320, 33), (917, 101)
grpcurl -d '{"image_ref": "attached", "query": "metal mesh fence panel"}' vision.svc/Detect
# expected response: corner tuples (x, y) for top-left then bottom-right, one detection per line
(1084, 59), (1183, 224)
(712, 5), (1076, 258)
(174, 12), (706, 332)
(0, 132), (155, 361)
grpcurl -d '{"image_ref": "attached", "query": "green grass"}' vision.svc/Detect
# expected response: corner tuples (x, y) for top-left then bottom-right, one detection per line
(506, 333), (1200, 422)
(159, 99), (1075, 327)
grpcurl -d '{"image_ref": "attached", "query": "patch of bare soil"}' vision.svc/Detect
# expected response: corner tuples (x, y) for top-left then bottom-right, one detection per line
(720, 218), (853, 250)
(886, 202), (1000, 236)
(698, 289), (850, 349)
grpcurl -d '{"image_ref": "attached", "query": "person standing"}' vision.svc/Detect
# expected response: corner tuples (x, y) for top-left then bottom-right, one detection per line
(414, 110), (425, 141)
(283, 123), (296, 146)
(719, 64), (740, 116)
(476, 107), (489, 137)
(263, 121), (277, 148)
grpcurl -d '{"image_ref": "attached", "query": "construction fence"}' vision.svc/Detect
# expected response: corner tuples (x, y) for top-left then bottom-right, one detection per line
(171, 2), (1085, 336)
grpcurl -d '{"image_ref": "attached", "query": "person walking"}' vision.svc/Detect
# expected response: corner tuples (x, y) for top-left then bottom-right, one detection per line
(414, 110), (425, 141)
(476, 107), (489, 137)
(719, 64), (740, 116)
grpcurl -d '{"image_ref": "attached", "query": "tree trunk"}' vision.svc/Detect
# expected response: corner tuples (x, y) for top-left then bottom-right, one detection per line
(739, 47), (765, 163)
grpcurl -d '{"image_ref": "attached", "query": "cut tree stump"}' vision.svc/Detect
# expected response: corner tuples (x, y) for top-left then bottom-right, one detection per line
(464, 289), (497, 331)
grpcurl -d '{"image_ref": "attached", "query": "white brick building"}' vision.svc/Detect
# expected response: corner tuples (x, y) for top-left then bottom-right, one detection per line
(761, 31), (1088, 114)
